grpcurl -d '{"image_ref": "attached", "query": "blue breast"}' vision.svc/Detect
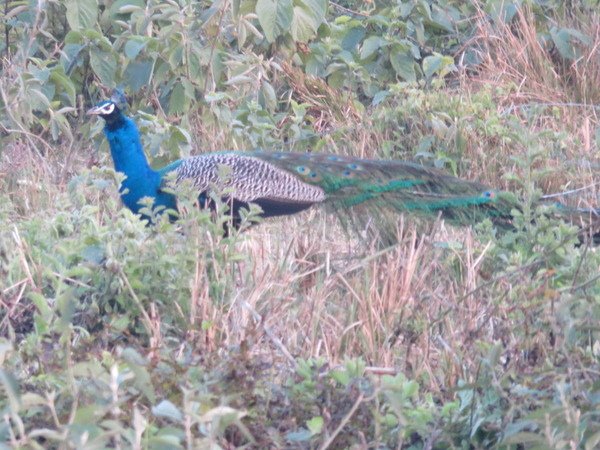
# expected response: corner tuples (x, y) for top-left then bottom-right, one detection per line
(104, 116), (178, 218)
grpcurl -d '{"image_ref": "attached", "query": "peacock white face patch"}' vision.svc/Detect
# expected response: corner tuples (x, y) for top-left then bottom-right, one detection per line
(87, 101), (116, 116)
(98, 102), (115, 115)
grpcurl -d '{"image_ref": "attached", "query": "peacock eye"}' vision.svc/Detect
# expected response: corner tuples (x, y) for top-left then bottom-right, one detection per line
(102, 103), (115, 115)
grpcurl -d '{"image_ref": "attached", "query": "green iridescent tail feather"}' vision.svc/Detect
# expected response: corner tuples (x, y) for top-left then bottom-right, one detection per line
(249, 151), (519, 237)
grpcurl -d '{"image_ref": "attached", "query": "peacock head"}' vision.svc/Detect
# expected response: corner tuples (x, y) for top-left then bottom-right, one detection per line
(86, 100), (122, 124)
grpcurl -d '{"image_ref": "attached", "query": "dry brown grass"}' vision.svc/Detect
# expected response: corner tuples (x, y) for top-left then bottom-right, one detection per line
(0, 134), (98, 219)
(450, 4), (600, 206)
(469, 5), (600, 105)
(280, 61), (363, 135)
(155, 207), (541, 398)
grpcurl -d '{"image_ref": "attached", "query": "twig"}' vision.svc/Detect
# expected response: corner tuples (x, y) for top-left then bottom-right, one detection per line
(501, 102), (600, 116)
(118, 267), (155, 337)
(12, 226), (35, 290)
(241, 300), (298, 368)
(51, 272), (91, 288)
(541, 183), (600, 199)
(318, 392), (366, 450)
(571, 238), (589, 290)
(2, 278), (28, 295)
(322, 365), (397, 377)
(203, 0), (229, 93)
(329, 2), (370, 18)
(564, 272), (600, 293)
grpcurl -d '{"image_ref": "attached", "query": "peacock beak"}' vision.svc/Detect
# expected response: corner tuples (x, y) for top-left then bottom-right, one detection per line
(86, 106), (102, 115)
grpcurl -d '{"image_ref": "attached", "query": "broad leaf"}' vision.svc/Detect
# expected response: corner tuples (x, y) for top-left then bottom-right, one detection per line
(124, 59), (154, 92)
(341, 26), (365, 51)
(550, 27), (590, 61)
(152, 400), (183, 422)
(109, 0), (145, 19)
(290, 0), (327, 42)
(360, 36), (384, 60)
(168, 83), (187, 115)
(65, 0), (98, 31)
(90, 48), (117, 86)
(390, 50), (416, 82)
(256, 0), (293, 42)
(124, 39), (147, 60)
(423, 54), (454, 79)
(50, 67), (76, 106)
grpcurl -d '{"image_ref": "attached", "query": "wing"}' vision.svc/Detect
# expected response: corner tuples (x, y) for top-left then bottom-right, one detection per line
(169, 152), (326, 217)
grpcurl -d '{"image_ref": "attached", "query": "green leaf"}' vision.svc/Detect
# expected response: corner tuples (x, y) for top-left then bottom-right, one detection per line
(341, 26), (365, 51)
(152, 400), (183, 422)
(290, 0), (327, 42)
(550, 27), (589, 61)
(81, 244), (105, 264)
(56, 288), (77, 326)
(167, 46), (184, 70)
(430, 4), (456, 32)
(64, 31), (84, 45)
(260, 80), (277, 111)
(329, 368), (350, 386)
(306, 416), (323, 435)
(0, 370), (21, 412)
(109, 0), (145, 19)
(487, 0), (518, 24)
(124, 39), (147, 60)
(550, 27), (576, 60)
(122, 349), (156, 403)
(65, 0), (98, 31)
(26, 88), (50, 112)
(50, 68), (76, 106)
(0, 369), (22, 414)
(586, 431), (600, 450)
(232, 0), (241, 18)
(49, 111), (73, 141)
(502, 431), (546, 445)
(125, 59), (154, 92)
(371, 90), (389, 106)
(286, 429), (312, 442)
(147, 435), (183, 446)
(0, 339), (13, 365)
(29, 292), (52, 321)
(168, 83), (187, 115)
(390, 51), (416, 82)
(416, 0), (432, 20)
(422, 54), (443, 79)
(90, 48), (117, 86)
(360, 36), (383, 60)
(256, 0), (293, 42)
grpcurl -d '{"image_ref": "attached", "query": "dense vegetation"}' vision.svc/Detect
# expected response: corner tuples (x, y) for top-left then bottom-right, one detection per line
(1, 0), (600, 448)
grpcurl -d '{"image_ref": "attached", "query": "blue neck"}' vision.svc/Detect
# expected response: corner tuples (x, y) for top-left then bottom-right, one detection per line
(103, 113), (177, 217)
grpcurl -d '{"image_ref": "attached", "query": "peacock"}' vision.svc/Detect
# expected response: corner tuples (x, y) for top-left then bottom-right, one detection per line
(86, 94), (596, 241)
